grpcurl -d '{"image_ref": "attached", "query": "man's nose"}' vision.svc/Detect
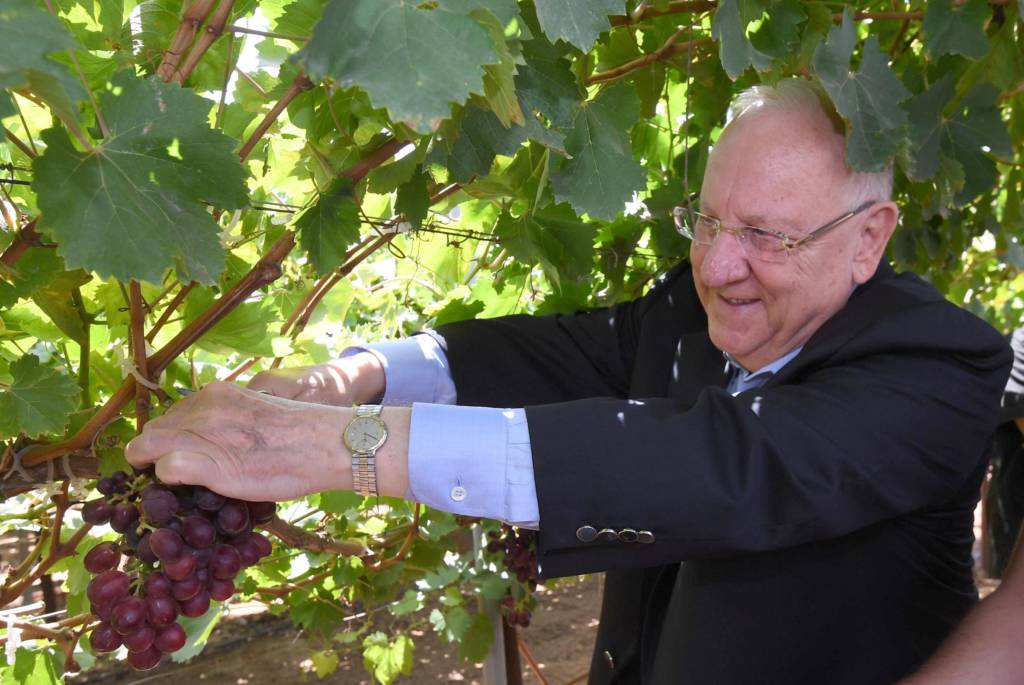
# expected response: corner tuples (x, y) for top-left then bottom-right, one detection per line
(698, 231), (751, 287)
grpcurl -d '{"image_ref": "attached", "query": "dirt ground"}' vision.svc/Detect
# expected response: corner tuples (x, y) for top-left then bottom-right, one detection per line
(70, 574), (603, 685)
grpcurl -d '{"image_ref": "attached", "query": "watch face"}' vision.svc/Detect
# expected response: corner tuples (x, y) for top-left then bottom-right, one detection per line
(344, 416), (387, 451)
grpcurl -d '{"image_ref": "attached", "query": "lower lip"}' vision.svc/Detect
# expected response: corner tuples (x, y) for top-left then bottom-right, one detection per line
(718, 295), (759, 308)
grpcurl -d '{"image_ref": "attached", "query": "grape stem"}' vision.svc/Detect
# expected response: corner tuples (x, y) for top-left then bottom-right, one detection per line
(259, 517), (369, 557)
(130, 281), (152, 431)
(365, 505), (421, 571)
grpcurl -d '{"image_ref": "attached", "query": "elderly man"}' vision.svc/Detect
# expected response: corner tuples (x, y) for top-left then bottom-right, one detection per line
(127, 79), (1011, 684)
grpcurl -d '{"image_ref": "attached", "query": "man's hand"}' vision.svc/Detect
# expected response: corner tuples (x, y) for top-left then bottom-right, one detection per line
(125, 382), (349, 501)
(247, 352), (385, 406)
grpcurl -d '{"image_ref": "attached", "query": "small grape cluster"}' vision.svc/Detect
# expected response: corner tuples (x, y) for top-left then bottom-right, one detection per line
(81, 471), (276, 671)
(486, 525), (538, 628)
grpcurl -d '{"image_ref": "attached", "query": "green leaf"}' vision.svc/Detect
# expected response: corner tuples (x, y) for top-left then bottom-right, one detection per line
(31, 270), (91, 343)
(905, 74), (1013, 204)
(0, 250), (64, 310)
(0, 354), (79, 439)
(472, 8), (525, 128)
(10, 647), (62, 685)
(362, 632), (413, 685)
(318, 489), (363, 514)
(295, 179), (362, 275)
(712, 0), (772, 79)
(0, 0), (84, 103)
(309, 650), (339, 677)
(300, 0), (499, 133)
(457, 611), (494, 663)
(33, 72), (248, 284)
(495, 205), (596, 289)
(749, 0), (806, 60)
(533, 0), (626, 52)
(396, 168), (431, 230)
(514, 39), (585, 130)
(811, 11), (910, 172)
(185, 289), (281, 357)
(921, 0), (989, 59)
(550, 83), (647, 220)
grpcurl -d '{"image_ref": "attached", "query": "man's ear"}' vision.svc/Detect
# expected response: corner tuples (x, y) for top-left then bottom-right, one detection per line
(852, 201), (899, 284)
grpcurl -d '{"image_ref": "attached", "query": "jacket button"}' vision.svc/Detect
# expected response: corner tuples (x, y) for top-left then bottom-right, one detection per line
(618, 528), (638, 543)
(604, 650), (615, 669)
(576, 525), (597, 542)
(637, 530), (655, 544)
(597, 528), (618, 542)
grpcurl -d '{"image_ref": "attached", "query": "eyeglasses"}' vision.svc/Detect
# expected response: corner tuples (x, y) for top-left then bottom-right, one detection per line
(672, 200), (876, 263)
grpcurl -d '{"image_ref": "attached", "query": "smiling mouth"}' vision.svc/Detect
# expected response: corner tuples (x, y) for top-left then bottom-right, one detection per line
(720, 295), (758, 305)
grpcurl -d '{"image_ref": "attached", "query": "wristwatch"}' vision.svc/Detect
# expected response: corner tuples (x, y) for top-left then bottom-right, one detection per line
(343, 405), (388, 497)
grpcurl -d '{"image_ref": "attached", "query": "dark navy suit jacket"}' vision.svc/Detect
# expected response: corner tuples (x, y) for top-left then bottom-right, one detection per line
(435, 261), (1011, 684)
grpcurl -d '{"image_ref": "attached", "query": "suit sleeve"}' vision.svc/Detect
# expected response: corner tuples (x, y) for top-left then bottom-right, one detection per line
(432, 263), (695, 407)
(526, 301), (1012, 577)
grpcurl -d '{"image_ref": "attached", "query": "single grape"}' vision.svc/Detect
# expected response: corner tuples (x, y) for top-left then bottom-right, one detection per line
(82, 499), (113, 525)
(84, 542), (121, 574)
(216, 500), (249, 536)
(92, 600), (115, 621)
(87, 570), (130, 609)
(162, 552), (197, 581)
(154, 623), (187, 653)
(194, 487), (225, 512)
(111, 596), (147, 636)
(89, 623), (122, 653)
(141, 485), (178, 525)
(208, 578), (234, 602)
(123, 624), (157, 653)
(111, 471), (129, 487)
(246, 532), (272, 559)
(171, 575), (202, 602)
(195, 567), (210, 586)
(149, 528), (184, 562)
(127, 645), (162, 671)
(143, 571), (172, 598)
(179, 589), (211, 618)
(233, 539), (261, 567)
(182, 516), (216, 549)
(146, 595), (177, 628)
(166, 517), (183, 534)
(210, 544), (242, 580)
(124, 522), (142, 549)
(246, 501), (276, 525)
(96, 478), (117, 497)
(136, 532), (159, 564)
(171, 485), (196, 511)
(110, 503), (140, 534)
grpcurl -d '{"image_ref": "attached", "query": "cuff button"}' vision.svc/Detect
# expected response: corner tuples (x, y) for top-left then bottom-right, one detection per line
(597, 528), (618, 542)
(618, 528), (638, 543)
(637, 530), (655, 544)
(576, 525), (598, 542)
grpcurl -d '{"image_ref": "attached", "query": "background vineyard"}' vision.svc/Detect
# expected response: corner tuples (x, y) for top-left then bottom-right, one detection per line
(0, 0), (1022, 682)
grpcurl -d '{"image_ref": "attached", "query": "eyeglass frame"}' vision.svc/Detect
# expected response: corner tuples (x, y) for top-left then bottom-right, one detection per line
(672, 200), (877, 258)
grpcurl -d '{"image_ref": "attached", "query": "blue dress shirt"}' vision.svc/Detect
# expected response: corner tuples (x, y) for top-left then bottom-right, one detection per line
(351, 335), (802, 530)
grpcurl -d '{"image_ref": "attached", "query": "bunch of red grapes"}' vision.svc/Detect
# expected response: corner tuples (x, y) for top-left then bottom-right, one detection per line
(486, 525), (538, 628)
(80, 470), (276, 671)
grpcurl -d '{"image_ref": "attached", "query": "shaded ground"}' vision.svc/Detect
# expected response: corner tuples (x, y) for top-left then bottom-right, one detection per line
(71, 575), (603, 685)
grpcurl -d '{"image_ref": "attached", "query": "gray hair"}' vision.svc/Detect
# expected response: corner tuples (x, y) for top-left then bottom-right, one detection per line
(726, 78), (893, 205)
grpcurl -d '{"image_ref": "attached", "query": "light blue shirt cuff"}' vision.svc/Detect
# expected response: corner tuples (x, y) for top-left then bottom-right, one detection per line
(407, 403), (540, 529)
(344, 334), (457, 406)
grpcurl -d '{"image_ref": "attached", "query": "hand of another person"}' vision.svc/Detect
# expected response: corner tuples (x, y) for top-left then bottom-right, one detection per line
(247, 352), (385, 406)
(125, 382), (348, 501)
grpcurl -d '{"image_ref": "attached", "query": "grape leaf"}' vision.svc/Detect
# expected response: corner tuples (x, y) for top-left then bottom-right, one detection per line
(185, 289), (281, 357)
(749, 0), (807, 60)
(550, 83), (647, 221)
(811, 11), (910, 172)
(299, 0), (499, 133)
(457, 611), (494, 663)
(514, 39), (585, 130)
(362, 632), (413, 685)
(0, 354), (79, 439)
(32, 72), (248, 284)
(533, 0), (626, 52)
(170, 606), (221, 663)
(396, 168), (431, 230)
(0, 0), (83, 102)
(273, 0), (328, 38)
(921, 0), (989, 59)
(11, 647), (62, 685)
(495, 205), (596, 289)
(0, 249), (64, 309)
(472, 8), (525, 128)
(712, 0), (772, 79)
(295, 179), (362, 274)
(905, 75), (1013, 204)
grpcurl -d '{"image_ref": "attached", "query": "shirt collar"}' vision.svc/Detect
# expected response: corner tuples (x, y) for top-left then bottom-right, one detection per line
(723, 345), (803, 384)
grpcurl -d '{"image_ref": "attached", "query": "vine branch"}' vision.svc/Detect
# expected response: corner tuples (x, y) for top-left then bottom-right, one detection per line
(129, 281), (151, 430)
(237, 73), (314, 162)
(158, 0), (219, 83)
(173, 0), (237, 85)
(260, 517), (370, 557)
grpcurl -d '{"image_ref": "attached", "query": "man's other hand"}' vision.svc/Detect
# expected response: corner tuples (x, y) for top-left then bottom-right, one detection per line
(247, 352), (385, 406)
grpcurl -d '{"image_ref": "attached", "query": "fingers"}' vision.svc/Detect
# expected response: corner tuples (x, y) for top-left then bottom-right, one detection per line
(125, 428), (219, 468)
(152, 450), (222, 490)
